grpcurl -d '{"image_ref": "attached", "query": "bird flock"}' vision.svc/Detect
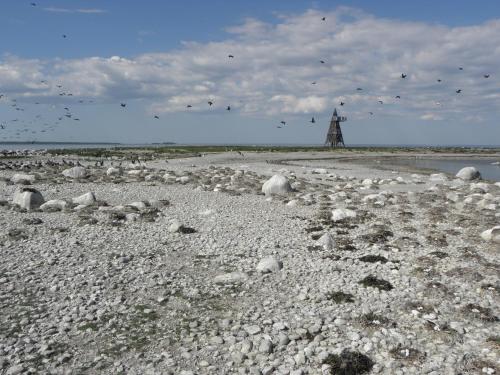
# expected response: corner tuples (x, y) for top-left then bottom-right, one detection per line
(0, 6), (494, 140)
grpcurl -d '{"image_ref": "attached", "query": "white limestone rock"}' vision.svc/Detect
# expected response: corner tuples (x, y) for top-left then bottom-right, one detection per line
(256, 256), (283, 273)
(72, 192), (96, 206)
(331, 208), (357, 222)
(62, 166), (88, 179)
(106, 167), (122, 176)
(12, 187), (44, 211)
(456, 167), (481, 181)
(481, 226), (500, 244)
(213, 271), (248, 284)
(317, 233), (335, 250)
(10, 173), (36, 184)
(429, 173), (448, 183)
(262, 175), (293, 196)
(40, 199), (68, 211)
(312, 168), (328, 174)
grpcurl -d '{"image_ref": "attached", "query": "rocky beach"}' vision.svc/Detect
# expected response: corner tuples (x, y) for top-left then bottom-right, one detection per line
(0, 149), (499, 375)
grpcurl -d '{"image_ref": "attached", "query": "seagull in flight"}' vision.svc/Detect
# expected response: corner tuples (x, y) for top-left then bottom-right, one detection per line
(320, 60), (325, 64)
(186, 104), (192, 108)
(62, 34), (67, 39)
(207, 101), (213, 106)
(321, 17), (326, 21)
(31, 2), (36, 6)
(401, 73), (407, 79)
(378, 100), (384, 104)
(310, 117), (316, 124)
(226, 106), (231, 111)
(311, 81), (316, 85)
(458, 67), (463, 70)
(154, 115), (160, 119)
(484, 74), (490, 78)
(356, 87), (363, 91)
(120, 103), (126, 107)
(437, 79), (442, 82)
(395, 95), (401, 99)
(456, 89), (462, 94)
(280, 121), (286, 126)
(368, 112), (374, 115)
(228, 55), (234, 59)
(340, 102), (345, 106)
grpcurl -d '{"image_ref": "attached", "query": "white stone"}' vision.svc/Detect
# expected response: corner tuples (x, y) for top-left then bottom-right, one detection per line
(456, 166), (481, 181)
(429, 173), (448, 183)
(480, 226), (500, 244)
(317, 233), (335, 250)
(12, 187), (44, 210)
(40, 199), (67, 211)
(72, 192), (96, 206)
(256, 256), (283, 273)
(128, 201), (148, 210)
(312, 168), (328, 174)
(10, 173), (36, 184)
(62, 166), (88, 179)
(106, 167), (122, 176)
(179, 176), (190, 184)
(331, 208), (357, 222)
(127, 170), (143, 176)
(262, 174), (293, 196)
(213, 271), (248, 285)
(286, 199), (298, 207)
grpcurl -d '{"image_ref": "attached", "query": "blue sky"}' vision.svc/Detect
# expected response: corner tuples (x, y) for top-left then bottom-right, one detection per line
(1, 0), (499, 145)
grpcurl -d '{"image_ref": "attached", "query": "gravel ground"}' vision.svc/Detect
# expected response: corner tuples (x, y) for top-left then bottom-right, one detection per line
(0, 151), (499, 375)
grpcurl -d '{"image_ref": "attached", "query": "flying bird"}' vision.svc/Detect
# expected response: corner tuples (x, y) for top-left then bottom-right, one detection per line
(401, 73), (407, 79)
(320, 60), (325, 64)
(395, 95), (401, 99)
(356, 87), (363, 91)
(310, 117), (316, 124)
(186, 104), (192, 108)
(437, 79), (442, 82)
(368, 112), (374, 115)
(340, 102), (345, 106)
(226, 106), (231, 111)
(228, 55), (234, 58)
(62, 34), (67, 39)
(207, 101), (213, 106)
(280, 121), (286, 126)
(30, 2), (36, 6)
(311, 81), (316, 85)
(120, 103), (126, 107)
(154, 115), (160, 119)
(456, 89), (462, 94)
(378, 100), (384, 104)
(484, 74), (490, 78)
(458, 67), (463, 70)
(321, 17), (326, 21)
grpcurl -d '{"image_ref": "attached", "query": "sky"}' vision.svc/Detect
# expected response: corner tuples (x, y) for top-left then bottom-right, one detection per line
(0, 0), (499, 145)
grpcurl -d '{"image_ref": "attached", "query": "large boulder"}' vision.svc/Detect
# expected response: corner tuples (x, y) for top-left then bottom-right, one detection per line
(62, 166), (88, 179)
(12, 187), (44, 210)
(456, 167), (481, 181)
(262, 175), (293, 196)
(72, 192), (96, 206)
(10, 173), (36, 184)
(481, 226), (500, 244)
(256, 256), (283, 273)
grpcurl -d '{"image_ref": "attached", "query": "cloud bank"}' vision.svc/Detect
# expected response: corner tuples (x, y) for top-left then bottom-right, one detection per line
(1, 7), (499, 122)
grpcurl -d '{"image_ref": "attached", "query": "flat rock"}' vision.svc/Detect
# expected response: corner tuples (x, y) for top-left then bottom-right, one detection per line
(62, 166), (88, 179)
(72, 192), (96, 206)
(106, 167), (122, 176)
(317, 233), (335, 250)
(331, 208), (357, 222)
(213, 271), (248, 285)
(40, 199), (67, 211)
(11, 173), (36, 184)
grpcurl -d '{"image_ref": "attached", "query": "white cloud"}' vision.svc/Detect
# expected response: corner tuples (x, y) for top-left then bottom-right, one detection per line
(1, 8), (499, 121)
(43, 7), (107, 14)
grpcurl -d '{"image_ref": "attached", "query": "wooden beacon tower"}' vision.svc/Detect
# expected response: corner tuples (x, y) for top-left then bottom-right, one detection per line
(325, 108), (347, 147)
